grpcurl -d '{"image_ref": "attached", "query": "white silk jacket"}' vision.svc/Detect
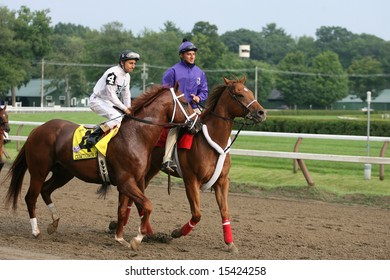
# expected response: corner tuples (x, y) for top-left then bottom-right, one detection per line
(91, 65), (131, 111)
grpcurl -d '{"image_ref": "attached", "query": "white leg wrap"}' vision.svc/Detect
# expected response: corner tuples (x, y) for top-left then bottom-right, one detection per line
(47, 203), (59, 221)
(30, 218), (40, 236)
(134, 227), (145, 243)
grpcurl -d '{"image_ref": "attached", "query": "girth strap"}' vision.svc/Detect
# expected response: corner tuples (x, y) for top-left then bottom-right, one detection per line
(98, 151), (110, 184)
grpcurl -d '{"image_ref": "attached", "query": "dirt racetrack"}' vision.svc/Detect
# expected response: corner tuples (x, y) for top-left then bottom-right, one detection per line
(0, 169), (389, 260)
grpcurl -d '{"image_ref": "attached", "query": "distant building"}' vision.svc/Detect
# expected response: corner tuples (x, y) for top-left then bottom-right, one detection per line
(265, 88), (390, 110)
(6, 79), (143, 107)
(333, 89), (390, 111)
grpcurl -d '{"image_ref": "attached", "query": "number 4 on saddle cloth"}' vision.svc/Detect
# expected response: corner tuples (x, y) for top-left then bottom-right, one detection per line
(72, 125), (119, 160)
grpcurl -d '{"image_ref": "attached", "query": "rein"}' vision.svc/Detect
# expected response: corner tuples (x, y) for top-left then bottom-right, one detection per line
(126, 114), (192, 128)
(110, 87), (198, 129)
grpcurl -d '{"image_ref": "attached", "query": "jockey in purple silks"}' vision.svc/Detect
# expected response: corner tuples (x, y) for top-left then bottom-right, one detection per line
(160, 39), (209, 173)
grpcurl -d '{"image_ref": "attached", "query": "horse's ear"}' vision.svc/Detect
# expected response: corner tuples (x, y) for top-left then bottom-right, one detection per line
(174, 81), (180, 92)
(223, 77), (231, 85)
(239, 76), (246, 84)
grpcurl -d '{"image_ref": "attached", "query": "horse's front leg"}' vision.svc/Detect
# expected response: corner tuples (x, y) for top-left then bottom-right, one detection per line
(213, 177), (238, 253)
(130, 196), (153, 250)
(116, 180), (153, 250)
(115, 194), (132, 247)
(171, 181), (201, 238)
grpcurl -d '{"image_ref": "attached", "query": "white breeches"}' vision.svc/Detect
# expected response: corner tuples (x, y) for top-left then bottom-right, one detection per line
(90, 99), (123, 130)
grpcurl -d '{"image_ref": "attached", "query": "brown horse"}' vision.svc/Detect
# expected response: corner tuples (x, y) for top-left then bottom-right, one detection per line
(0, 105), (10, 172)
(122, 77), (267, 252)
(4, 83), (197, 250)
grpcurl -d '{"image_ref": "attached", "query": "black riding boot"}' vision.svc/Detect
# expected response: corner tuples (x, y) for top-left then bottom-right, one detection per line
(86, 127), (104, 148)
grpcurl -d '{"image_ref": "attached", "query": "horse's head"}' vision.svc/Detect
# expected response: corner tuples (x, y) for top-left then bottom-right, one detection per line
(222, 76), (266, 123)
(130, 83), (198, 131)
(0, 105), (10, 133)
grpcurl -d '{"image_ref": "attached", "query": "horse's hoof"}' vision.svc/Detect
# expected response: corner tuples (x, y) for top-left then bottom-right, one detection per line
(171, 228), (183, 238)
(109, 221), (117, 230)
(130, 238), (141, 251)
(47, 219), (59, 235)
(227, 243), (239, 253)
(115, 235), (131, 248)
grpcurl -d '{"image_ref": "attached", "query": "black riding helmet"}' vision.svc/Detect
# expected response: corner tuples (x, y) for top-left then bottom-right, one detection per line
(119, 50), (140, 64)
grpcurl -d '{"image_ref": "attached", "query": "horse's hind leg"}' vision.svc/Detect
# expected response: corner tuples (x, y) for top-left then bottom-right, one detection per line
(40, 167), (74, 235)
(25, 177), (46, 237)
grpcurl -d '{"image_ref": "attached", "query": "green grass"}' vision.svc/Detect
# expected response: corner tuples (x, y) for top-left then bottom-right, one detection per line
(4, 111), (390, 208)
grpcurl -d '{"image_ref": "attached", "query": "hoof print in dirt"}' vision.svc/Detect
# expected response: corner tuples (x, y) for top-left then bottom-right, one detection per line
(143, 232), (173, 244)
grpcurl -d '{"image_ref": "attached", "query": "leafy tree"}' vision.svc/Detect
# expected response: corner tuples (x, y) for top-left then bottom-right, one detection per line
(0, 6), (51, 105)
(275, 51), (311, 108)
(258, 23), (296, 65)
(220, 28), (263, 59)
(136, 29), (183, 86)
(53, 22), (92, 37)
(45, 34), (90, 105)
(347, 56), (386, 101)
(315, 26), (356, 68)
(295, 35), (318, 61)
(308, 51), (349, 108)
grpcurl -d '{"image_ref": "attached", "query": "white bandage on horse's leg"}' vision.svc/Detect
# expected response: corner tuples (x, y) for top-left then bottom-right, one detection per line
(134, 227), (145, 243)
(47, 203), (59, 221)
(30, 218), (40, 236)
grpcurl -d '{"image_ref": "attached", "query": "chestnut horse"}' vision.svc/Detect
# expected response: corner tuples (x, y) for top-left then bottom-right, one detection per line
(122, 77), (267, 253)
(0, 105), (10, 172)
(4, 84), (197, 250)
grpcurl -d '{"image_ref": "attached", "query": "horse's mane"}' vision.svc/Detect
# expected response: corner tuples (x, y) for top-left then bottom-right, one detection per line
(131, 85), (169, 114)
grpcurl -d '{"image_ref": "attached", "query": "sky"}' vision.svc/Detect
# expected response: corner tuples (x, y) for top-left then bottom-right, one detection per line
(1, 0), (390, 41)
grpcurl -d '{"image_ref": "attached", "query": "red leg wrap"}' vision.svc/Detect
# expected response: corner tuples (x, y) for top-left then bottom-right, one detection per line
(181, 219), (198, 236)
(222, 219), (234, 244)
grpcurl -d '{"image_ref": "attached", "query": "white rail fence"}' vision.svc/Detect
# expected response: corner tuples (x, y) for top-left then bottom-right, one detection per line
(6, 121), (390, 186)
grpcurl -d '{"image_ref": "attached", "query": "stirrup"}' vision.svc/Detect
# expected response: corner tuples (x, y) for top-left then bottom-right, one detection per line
(161, 160), (177, 173)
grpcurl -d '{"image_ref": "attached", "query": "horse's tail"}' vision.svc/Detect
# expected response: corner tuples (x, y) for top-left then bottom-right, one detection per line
(96, 182), (111, 199)
(4, 145), (28, 210)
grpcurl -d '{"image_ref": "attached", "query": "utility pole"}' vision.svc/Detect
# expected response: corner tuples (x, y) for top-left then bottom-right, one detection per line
(41, 58), (44, 108)
(142, 63), (148, 92)
(255, 66), (258, 101)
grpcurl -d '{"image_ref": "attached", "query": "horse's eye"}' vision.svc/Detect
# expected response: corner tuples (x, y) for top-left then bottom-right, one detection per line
(237, 94), (244, 98)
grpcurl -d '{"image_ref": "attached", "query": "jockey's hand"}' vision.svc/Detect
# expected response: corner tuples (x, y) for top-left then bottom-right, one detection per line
(191, 94), (200, 104)
(124, 108), (132, 115)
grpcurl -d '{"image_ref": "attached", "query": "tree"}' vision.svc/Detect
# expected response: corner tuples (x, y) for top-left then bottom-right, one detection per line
(0, 6), (52, 105)
(220, 28), (263, 61)
(259, 23), (296, 65)
(308, 51), (349, 108)
(315, 26), (356, 68)
(347, 56), (386, 101)
(275, 51), (311, 108)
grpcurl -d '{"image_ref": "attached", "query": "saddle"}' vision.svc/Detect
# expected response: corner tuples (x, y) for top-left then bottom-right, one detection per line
(72, 125), (119, 184)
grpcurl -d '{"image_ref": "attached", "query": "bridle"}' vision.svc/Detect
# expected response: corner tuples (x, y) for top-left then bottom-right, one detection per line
(0, 109), (10, 133)
(227, 83), (260, 120)
(120, 87), (199, 129)
(169, 88), (199, 131)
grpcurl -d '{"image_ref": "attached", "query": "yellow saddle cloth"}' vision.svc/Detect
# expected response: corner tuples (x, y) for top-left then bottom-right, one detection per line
(72, 126), (119, 160)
